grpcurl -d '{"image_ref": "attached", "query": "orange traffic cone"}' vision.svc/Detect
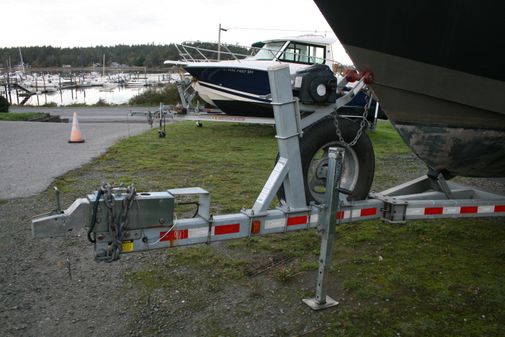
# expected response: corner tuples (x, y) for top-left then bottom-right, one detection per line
(68, 112), (85, 143)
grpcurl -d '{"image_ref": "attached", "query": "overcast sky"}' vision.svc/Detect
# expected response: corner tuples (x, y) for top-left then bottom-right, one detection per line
(2, 0), (352, 63)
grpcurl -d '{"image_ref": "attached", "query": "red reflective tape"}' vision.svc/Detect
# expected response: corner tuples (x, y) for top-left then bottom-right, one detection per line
(215, 223), (240, 235)
(287, 215), (308, 226)
(460, 206), (478, 214)
(360, 208), (377, 217)
(336, 211), (345, 219)
(424, 207), (443, 215)
(160, 229), (188, 241)
(495, 205), (505, 213)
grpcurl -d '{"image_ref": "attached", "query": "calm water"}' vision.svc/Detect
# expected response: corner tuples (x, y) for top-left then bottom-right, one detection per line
(21, 85), (147, 106)
(5, 73), (173, 106)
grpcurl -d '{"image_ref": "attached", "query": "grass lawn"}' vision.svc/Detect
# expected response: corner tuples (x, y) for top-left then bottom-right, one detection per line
(51, 120), (505, 336)
(0, 112), (46, 121)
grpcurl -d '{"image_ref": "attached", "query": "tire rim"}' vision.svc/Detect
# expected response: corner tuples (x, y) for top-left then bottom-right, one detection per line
(306, 141), (360, 203)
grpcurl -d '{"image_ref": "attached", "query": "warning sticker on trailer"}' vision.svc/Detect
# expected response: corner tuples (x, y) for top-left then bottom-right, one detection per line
(121, 240), (134, 252)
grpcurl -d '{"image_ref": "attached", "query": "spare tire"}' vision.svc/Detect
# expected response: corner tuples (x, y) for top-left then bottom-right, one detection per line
(278, 116), (375, 204)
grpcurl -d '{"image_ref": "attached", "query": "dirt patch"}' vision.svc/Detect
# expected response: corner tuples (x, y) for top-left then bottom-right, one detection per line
(29, 113), (69, 123)
(1, 195), (135, 336)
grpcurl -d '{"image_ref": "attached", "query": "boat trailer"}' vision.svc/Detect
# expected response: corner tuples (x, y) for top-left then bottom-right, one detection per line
(32, 65), (505, 310)
(129, 74), (380, 131)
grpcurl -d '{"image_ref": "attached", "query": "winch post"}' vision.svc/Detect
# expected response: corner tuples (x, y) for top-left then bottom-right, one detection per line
(251, 64), (307, 214)
(303, 147), (344, 310)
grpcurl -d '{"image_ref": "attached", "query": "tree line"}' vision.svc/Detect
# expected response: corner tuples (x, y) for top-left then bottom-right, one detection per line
(0, 42), (250, 69)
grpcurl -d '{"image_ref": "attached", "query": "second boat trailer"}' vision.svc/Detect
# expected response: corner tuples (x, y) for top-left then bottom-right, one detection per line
(32, 65), (505, 310)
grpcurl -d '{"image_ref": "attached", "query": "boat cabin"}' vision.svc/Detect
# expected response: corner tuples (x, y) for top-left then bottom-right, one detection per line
(249, 35), (336, 65)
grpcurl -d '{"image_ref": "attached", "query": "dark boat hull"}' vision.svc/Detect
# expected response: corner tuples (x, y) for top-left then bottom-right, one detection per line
(186, 65), (384, 121)
(213, 100), (274, 118)
(314, 0), (505, 178)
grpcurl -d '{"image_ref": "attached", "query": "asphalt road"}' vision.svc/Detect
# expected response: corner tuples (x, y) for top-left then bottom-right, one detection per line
(0, 120), (150, 199)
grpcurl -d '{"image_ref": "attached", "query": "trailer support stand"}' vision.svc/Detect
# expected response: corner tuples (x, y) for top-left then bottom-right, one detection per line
(252, 65), (308, 214)
(303, 147), (344, 310)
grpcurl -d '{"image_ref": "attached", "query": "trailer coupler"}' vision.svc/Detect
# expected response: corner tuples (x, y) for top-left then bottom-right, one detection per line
(32, 197), (90, 238)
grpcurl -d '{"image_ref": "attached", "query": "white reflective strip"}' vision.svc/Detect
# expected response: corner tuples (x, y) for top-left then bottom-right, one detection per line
(188, 227), (208, 239)
(351, 209), (361, 218)
(188, 227), (214, 239)
(406, 208), (424, 216)
(478, 206), (494, 214)
(265, 218), (285, 230)
(310, 214), (318, 225)
(443, 207), (459, 215)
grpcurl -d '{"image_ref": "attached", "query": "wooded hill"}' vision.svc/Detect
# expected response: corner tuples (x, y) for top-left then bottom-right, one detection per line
(0, 42), (250, 69)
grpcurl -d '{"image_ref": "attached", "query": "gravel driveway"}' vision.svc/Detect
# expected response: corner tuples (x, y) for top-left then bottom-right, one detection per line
(0, 121), (149, 199)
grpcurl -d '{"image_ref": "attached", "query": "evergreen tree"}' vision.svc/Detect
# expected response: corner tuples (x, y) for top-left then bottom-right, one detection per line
(0, 43), (250, 68)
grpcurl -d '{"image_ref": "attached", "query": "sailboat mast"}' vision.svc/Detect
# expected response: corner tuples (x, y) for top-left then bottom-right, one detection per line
(18, 47), (25, 72)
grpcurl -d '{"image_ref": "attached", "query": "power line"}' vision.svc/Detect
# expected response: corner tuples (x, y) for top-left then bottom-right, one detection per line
(227, 26), (333, 34)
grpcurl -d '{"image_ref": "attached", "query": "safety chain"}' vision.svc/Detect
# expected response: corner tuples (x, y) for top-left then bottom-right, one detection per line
(95, 183), (137, 263)
(333, 90), (373, 147)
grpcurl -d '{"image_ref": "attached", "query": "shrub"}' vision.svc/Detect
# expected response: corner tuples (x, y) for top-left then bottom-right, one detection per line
(0, 95), (10, 112)
(41, 102), (58, 107)
(95, 98), (109, 107)
(128, 85), (180, 106)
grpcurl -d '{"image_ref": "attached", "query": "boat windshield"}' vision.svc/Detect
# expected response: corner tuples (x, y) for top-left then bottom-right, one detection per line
(278, 42), (326, 64)
(251, 41), (286, 60)
(250, 40), (327, 64)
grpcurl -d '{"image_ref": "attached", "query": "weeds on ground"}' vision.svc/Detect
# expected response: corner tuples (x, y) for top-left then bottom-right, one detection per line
(0, 112), (46, 121)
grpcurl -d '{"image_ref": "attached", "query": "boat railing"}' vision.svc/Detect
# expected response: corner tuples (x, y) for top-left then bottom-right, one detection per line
(175, 43), (353, 72)
(176, 43), (309, 63)
(175, 44), (256, 63)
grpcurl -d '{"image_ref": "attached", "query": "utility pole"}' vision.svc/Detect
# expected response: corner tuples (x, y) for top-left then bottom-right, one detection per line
(217, 23), (228, 61)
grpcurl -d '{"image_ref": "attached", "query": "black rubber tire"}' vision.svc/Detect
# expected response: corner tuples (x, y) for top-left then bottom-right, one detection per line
(278, 116), (375, 204)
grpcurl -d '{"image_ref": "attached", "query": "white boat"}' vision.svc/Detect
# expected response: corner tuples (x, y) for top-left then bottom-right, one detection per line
(76, 76), (92, 87)
(168, 35), (378, 118)
(125, 79), (147, 87)
(22, 74), (60, 91)
(99, 81), (119, 91)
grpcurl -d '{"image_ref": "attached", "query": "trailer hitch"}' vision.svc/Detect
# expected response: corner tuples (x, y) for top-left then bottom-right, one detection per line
(32, 197), (91, 238)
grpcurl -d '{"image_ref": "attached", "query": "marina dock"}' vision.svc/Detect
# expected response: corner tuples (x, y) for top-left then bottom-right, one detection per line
(0, 69), (179, 105)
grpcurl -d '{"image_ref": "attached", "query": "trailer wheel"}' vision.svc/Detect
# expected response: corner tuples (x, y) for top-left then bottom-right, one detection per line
(278, 116), (375, 204)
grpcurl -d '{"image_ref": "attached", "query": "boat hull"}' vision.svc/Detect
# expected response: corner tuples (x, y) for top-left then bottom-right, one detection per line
(314, 0), (505, 178)
(187, 63), (382, 120)
(191, 79), (273, 117)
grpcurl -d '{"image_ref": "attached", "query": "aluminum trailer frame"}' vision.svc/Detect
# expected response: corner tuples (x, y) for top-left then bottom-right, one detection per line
(32, 65), (505, 310)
